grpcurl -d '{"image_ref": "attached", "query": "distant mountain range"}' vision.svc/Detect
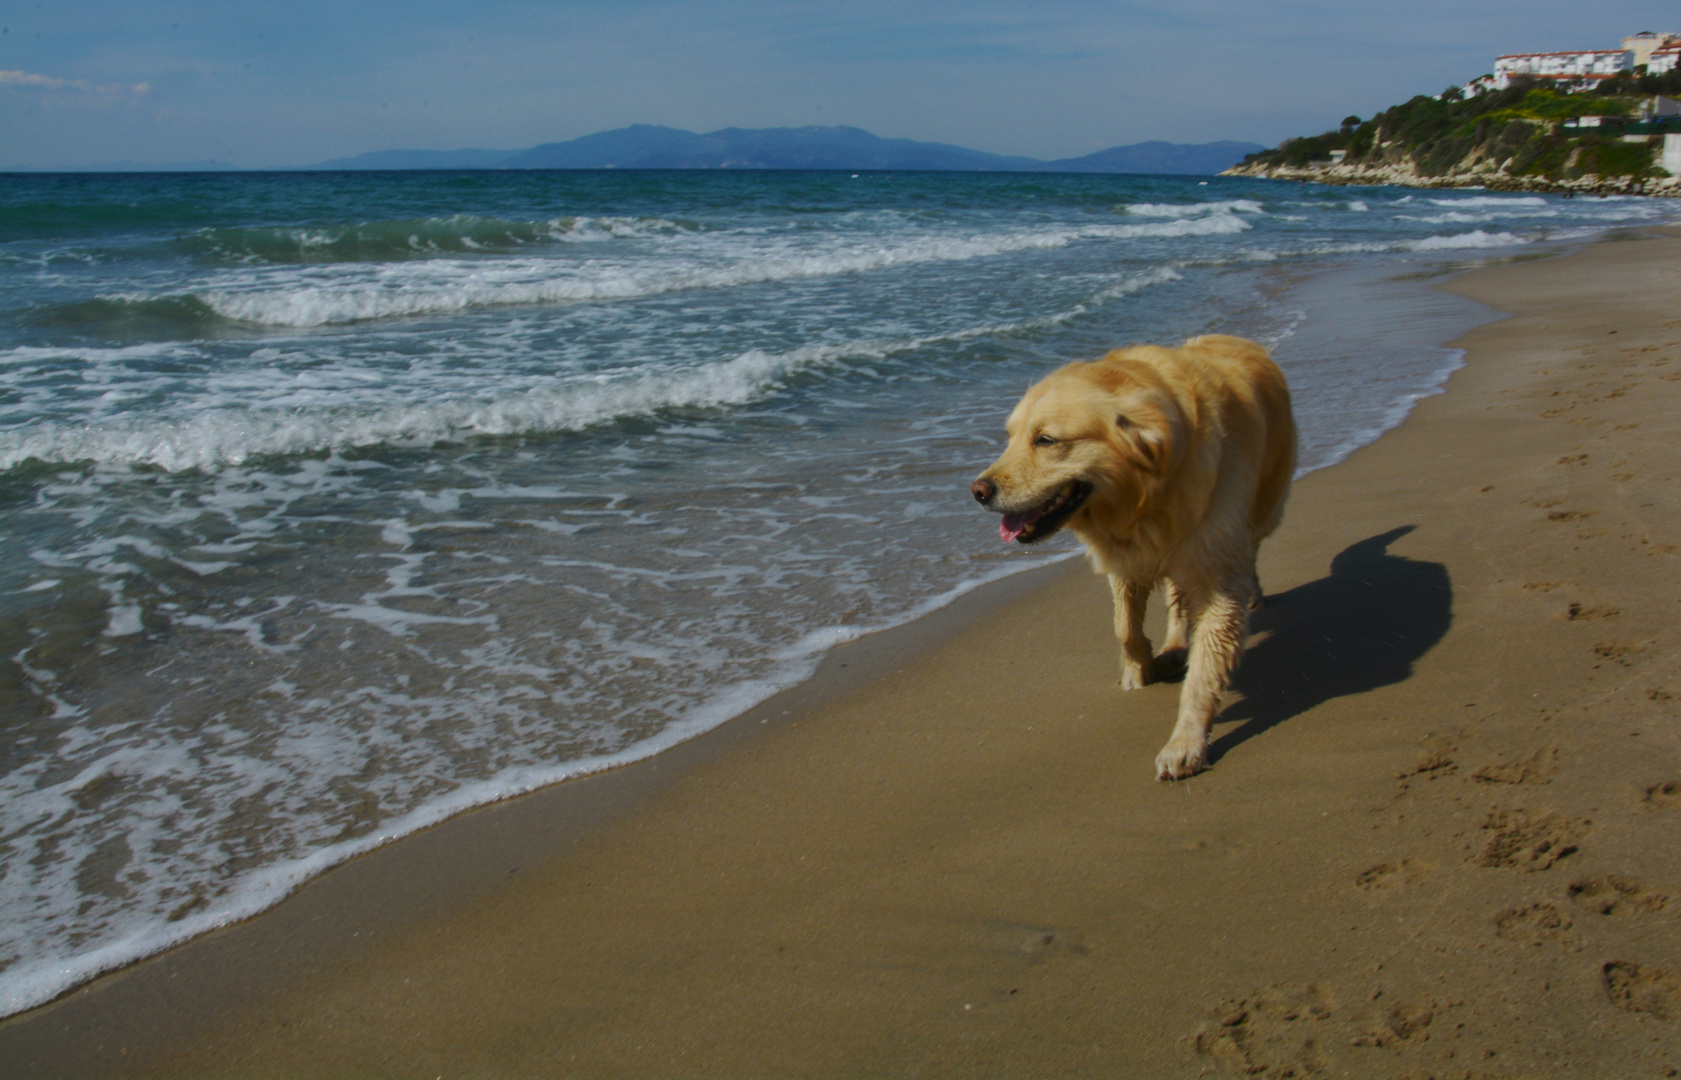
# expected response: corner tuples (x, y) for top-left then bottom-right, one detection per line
(300, 125), (1264, 175)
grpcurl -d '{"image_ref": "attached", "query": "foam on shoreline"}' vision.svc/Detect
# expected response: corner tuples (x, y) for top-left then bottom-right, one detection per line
(11, 226), (1681, 1078)
(0, 242), (1516, 1020)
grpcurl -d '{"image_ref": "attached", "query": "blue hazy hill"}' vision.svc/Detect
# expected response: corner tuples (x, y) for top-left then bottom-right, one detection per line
(302, 148), (512, 170)
(503, 125), (1044, 170)
(304, 125), (1263, 175)
(1039, 140), (1270, 174)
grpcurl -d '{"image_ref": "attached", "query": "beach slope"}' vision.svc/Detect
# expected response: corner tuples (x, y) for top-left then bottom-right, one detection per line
(6, 230), (1681, 1078)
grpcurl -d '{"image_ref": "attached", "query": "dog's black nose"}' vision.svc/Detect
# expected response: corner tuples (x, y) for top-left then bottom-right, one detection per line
(970, 478), (996, 505)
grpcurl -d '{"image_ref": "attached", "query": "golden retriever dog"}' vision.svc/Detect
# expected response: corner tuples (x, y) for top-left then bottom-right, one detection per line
(970, 334), (1295, 779)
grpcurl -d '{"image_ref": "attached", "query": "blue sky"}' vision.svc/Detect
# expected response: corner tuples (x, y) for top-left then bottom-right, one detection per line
(1, 2), (1674, 168)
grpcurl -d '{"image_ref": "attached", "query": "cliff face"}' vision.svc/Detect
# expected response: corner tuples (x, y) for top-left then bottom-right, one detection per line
(1224, 81), (1680, 197)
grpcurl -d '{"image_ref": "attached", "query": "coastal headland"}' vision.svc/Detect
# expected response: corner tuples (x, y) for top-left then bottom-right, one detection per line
(1223, 68), (1681, 198)
(4, 228), (1681, 1077)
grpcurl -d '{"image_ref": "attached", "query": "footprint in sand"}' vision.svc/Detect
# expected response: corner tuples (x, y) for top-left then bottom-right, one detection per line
(1603, 961), (1681, 1020)
(1356, 858), (1431, 891)
(1646, 780), (1681, 808)
(1568, 875), (1669, 917)
(1477, 809), (1585, 871)
(1349, 996), (1441, 1049)
(1495, 902), (1576, 949)
(1472, 746), (1559, 785)
(1192, 984), (1334, 1077)
(1592, 641), (1639, 667)
(1395, 746), (1456, 782)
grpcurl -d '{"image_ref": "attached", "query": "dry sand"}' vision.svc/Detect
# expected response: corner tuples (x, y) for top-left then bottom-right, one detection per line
(4, 229), (1681, 1079)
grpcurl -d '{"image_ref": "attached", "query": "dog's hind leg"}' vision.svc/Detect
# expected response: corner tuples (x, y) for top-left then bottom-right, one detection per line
(1153, 578), (1192, 682)
(1155, 581), (1249, 780)
(1109, 574), (1155, 690)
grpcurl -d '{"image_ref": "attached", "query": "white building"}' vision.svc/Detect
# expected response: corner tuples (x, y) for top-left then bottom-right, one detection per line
(1623, 32), (1681, 69)
(1649, 40), (1681, 75)
(1459, 73), (1499, 98)
(1493, 49), (1633, 89)
(1643, 96), (1680, 121)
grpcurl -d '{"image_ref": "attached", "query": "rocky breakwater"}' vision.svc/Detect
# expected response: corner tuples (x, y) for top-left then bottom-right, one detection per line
(1222, 154), (1678, 197)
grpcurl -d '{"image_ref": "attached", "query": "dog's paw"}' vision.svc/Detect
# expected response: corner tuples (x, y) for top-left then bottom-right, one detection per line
(1155, 736), (1209, 780)
(1121, 659), (1154, 691)
(1151, 646), (1187, 683)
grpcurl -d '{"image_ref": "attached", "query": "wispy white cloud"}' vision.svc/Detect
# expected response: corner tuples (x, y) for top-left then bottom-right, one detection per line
(0, 69), (151, 96)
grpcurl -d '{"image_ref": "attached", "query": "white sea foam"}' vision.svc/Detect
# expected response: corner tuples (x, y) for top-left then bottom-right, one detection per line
(0, 268), (1188, 473)
(0, 341), (188, 367)
(6, 170), (1671, 1025)
(1409, 207), (1561, 225)
(1427, 195), (1550, 208)
(1258, 229), (1537, 259)
(1124, 199), (1265, 217)
(184, 219), (1236, 328)
(1403, 229), (1529, 251)
(188, 215), (689, 262)
(0, 344), (846, 470)
(0, 542), (1071, 1019)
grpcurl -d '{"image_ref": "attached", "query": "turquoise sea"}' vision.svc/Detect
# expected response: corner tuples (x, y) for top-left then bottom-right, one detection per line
(0, 169), (1671, 1013)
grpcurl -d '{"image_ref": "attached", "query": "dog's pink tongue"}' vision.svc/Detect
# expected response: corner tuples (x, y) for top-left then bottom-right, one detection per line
(999, 509), (1039, 543)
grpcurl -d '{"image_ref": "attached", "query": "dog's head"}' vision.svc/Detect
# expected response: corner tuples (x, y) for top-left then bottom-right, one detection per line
(970, 353), (1185, 544)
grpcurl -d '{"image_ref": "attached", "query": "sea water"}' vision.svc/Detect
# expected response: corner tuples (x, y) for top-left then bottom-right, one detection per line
(0, 169), (1670, 1014)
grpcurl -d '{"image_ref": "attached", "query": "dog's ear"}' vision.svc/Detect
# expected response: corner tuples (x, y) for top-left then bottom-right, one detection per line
(1112, 396), (1181, 474)
(1086, 357), (1183, 475)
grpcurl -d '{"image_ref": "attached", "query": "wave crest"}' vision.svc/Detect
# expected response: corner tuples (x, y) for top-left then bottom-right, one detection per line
(0, 268), (1187, 473)
(179, 215), (689, 264)
(140, 221), (1236, 328)
(0, 346), (840, 472)
(1122, 199), (1265, 217)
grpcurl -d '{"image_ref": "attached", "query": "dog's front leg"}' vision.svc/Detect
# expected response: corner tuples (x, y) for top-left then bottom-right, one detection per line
(1154, 579), (1192, 681)
(1109, 574), (1154, 690)
(1155, 583), (1248, 779)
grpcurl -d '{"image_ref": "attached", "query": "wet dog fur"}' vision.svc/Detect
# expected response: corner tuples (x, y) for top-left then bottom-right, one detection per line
(970, 334), (1295, 779)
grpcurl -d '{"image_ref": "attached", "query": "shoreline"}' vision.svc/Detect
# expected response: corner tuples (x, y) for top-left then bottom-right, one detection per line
(0, 553), (1089, 1063)
(0, 545), (1079, 1022)
(0, 235), (1505, 1022)
(1221, 162), (1679, 198)
(0, 243), (1495, 1023)
(7, 225), (1681, 1076)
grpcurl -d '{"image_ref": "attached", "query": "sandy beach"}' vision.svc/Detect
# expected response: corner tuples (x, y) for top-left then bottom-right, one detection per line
(5, 226), (1681, 1078)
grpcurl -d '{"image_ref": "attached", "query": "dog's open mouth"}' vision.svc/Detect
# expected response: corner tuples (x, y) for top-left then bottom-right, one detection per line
(999, 481), (1092, 544)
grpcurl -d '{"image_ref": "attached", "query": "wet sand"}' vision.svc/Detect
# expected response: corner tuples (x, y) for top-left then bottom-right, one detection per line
(5, 228), (1681, 1078)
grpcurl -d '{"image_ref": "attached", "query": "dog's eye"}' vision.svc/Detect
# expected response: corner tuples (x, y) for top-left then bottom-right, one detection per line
(1033, 433), (1058, 447)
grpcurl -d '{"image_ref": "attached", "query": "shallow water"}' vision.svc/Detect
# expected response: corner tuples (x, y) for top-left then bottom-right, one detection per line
(0, 169), (1671, 1014)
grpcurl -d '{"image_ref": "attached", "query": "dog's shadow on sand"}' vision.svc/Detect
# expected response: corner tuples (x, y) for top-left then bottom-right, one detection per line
(1210, 525), (1452, 765)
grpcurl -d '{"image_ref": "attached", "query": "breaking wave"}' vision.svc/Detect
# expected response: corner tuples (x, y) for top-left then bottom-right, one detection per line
(41, 217), (1240, 329)
(1123, 199), (1265, 217)
(177, 215), (692, 263)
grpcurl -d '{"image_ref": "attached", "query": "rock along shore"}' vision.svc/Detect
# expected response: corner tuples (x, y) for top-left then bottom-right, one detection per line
(1222, 158), (1680, 198)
